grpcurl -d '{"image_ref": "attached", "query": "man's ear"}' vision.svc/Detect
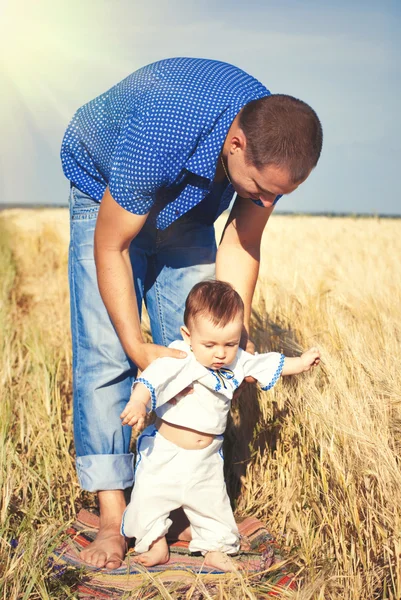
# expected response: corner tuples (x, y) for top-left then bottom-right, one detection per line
(180, 325), (191, 344)
(230, 127), (247, 154)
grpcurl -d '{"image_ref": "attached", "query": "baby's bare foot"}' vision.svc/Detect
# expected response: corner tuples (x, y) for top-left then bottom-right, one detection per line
(133, 535), (169, 567)
(79, 523), (126, 570)
(204, 551), (242, 572)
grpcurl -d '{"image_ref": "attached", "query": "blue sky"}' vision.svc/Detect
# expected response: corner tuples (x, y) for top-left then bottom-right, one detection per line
(1, 0), (400, 214)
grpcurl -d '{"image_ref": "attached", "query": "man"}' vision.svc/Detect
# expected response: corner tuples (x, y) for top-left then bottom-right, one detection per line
(61, 57), (322, 569)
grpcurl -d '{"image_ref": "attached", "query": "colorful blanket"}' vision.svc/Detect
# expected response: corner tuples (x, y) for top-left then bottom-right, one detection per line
(52, 509), (297, 598)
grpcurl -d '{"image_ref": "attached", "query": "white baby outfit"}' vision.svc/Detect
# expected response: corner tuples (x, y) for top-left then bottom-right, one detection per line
(121, 341), (284, 555)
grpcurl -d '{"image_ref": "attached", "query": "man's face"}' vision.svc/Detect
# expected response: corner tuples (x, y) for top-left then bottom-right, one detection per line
(227, 152), (305, 208)
(180, 314), (243, 370)
(224, 128), (310, 207)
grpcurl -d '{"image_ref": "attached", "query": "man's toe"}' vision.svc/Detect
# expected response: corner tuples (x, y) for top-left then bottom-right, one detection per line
(105, 554), (123, 570)
(94, 552), (108, 568)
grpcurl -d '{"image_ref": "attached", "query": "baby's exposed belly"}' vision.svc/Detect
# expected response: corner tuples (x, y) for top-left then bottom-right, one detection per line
(155, 417), (215, 449)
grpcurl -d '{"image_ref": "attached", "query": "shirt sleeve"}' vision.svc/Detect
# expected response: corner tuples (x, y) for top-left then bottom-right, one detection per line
(108, 115), (166, 215)
(131, 354), (196, 412)
(239, 350), (285, 391)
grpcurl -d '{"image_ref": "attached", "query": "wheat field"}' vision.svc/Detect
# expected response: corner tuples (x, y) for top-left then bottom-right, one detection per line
(0, 208), (400, 599)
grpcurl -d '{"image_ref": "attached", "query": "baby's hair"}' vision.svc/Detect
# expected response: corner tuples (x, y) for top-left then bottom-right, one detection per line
(184, 280), (244, 328)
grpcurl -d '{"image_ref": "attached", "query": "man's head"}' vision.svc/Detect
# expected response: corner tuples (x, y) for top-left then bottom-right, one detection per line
(181, 280), (244, 370)
(223, 94), (323, 207)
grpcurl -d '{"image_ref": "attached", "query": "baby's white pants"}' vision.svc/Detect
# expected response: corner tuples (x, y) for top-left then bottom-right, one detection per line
(121, 424), (240, 555)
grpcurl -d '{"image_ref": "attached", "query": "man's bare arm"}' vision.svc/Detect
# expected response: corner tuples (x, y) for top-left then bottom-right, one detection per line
(216, 196), (274, 342)
(94, 187), (187, 370)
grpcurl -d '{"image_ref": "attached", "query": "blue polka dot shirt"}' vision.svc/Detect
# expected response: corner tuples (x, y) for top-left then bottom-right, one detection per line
(61, 57), (280, 230)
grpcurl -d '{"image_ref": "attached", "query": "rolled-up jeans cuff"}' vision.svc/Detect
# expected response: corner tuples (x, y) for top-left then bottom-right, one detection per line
(76, 453), (134, 492)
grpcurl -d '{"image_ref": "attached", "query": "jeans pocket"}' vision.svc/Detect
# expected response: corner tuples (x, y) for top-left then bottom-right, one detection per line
(70, 186), (100, 221)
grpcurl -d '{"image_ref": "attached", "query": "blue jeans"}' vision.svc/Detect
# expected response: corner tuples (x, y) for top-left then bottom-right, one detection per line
(68, 186), (217, 492)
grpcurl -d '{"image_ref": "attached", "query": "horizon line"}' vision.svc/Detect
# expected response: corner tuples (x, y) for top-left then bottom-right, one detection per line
(0, 204), (400, 219)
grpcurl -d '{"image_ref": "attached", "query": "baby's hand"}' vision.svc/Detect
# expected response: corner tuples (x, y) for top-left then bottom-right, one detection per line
(120, 397), (147, 430)
(300, 347), (320, 372)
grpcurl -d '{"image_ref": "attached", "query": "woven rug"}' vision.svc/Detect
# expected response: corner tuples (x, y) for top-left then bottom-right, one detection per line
(52, 509), (297, 598)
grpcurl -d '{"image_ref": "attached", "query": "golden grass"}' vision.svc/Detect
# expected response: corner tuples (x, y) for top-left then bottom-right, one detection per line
(0, 208), (400, 599)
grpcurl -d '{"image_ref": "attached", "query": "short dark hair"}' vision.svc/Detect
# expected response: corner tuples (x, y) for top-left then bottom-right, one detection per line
(239, 94), (323, 183)
(184, 280), (244, 328)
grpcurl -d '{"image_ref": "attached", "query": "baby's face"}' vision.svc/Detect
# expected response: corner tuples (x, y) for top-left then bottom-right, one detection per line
(181, 314), (243, 370)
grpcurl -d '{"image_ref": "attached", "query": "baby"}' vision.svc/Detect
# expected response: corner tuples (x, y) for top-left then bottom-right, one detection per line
(120, 280), (320, 571)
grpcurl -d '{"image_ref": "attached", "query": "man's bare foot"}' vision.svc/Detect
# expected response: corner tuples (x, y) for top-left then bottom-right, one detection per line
(204, 551), (242, 572)
(80, 490), (127, 570)
(133, 535), (170, 567)
(80, 523), (126, 569)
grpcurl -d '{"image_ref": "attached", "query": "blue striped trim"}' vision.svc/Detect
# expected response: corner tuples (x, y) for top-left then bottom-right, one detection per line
(207, 367), (237, 392)
(134, 426), (157, 477)
(121, 509), (127, 537)
(260, 354), (285, 391)
(207, 369), (222, 392)
(132, 377), (157, 411)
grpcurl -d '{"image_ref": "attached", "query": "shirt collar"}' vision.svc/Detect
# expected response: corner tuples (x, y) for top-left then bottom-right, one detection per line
(183, 104), (241, 182)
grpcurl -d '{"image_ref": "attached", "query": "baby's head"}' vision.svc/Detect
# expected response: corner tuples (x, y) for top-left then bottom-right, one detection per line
(181, 280), (244, 370)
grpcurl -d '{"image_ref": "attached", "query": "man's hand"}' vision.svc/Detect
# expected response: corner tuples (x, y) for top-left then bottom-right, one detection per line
(133, 344), (190, 406)
(233, 337), (257, 401)
(120, 396), (147, 430)
(300, 347), (321, 372)
(134, 343), (187, 372)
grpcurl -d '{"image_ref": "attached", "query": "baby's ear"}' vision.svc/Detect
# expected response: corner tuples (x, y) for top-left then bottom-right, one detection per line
(180, 325), (191, 343)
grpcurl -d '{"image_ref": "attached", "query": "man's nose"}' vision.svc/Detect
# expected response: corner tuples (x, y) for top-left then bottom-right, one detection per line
(258, 195), (275, 208)
(214, 347), (226, 358)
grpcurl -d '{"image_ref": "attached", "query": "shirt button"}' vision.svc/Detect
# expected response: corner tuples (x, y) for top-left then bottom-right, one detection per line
(175, 209), (180, 215)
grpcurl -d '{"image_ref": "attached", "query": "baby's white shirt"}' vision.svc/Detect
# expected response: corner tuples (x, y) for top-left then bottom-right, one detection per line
(133, 340), (285, 435)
